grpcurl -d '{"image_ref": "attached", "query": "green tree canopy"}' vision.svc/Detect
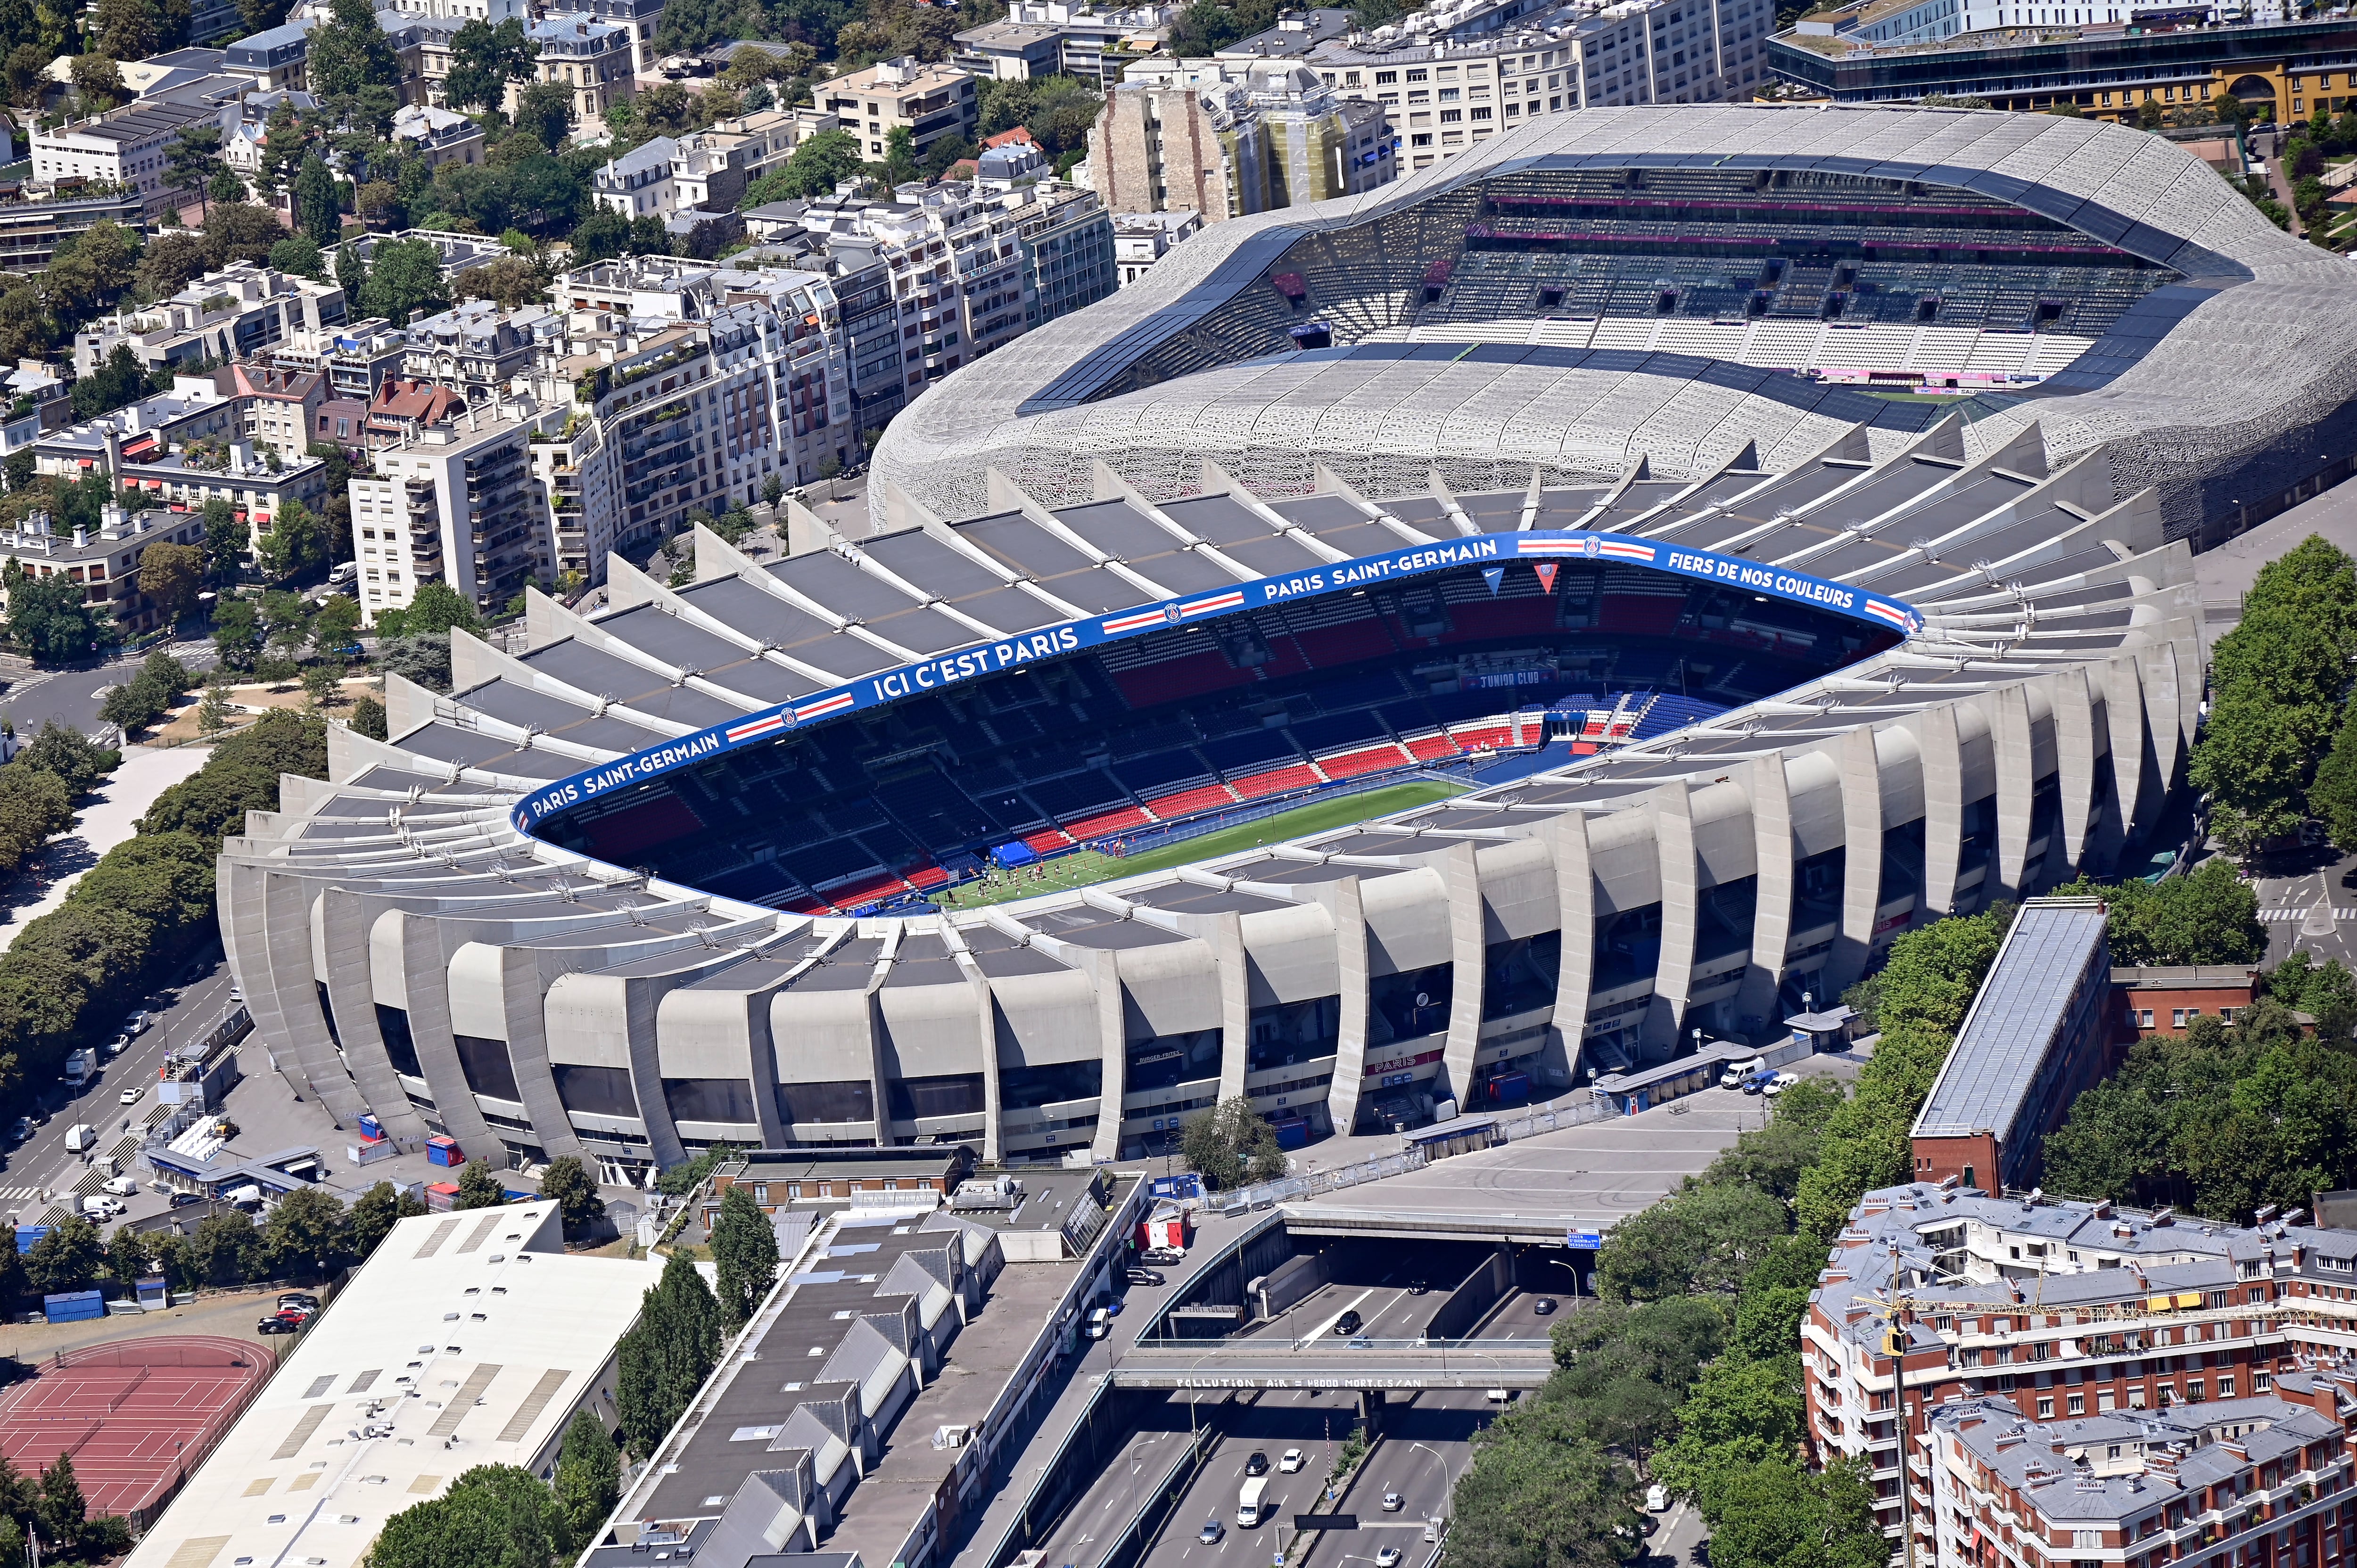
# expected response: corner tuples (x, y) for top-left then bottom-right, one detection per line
(710, 1182), (778, 1331)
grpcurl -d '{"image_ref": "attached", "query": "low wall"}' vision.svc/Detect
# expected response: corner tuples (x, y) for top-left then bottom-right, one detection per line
(1420, 1247), (1510, 1342)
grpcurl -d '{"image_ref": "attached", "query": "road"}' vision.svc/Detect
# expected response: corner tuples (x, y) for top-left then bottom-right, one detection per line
(1137, 1390), (1360, 1568)
(0, 639), (217, 742)
(1298, 1390), (1496, 1568)
(0, 951), (239, 1225)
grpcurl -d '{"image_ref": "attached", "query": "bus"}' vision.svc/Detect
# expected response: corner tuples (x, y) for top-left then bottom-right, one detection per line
(1237, 1476), (1269, 1528)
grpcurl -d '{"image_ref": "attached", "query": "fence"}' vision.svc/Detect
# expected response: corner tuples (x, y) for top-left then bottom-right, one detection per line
(1215, 1093), (1611, 1215)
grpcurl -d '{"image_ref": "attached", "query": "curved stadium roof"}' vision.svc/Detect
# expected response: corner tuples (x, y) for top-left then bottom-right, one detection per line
(872, 104), (2357, 541)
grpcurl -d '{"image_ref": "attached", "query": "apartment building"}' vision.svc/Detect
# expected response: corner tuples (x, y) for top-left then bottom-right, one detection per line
(32, 384), (242, 478)
(401, 297), (553, 403)
(1926, 1385), (2357, 1568)
(0, 505), (214, 636)
(552, 256), (855, 559)
(820, 56), (979, 164)
(1016, 183), (1118, 326)
(592, 135), (679, 219)
(1092, 60), (1392, 216)
(74, 262), (347, 377)
(214, 361), (327, 457)
(519, 14), (635, 135)
(1803, 1184), (2357, 1565)
(31, 100), (232, 218)
(117, 440), (331, 532)
(389, 102), (485, 169)
(219, 21), (314, 93)
(1298, 0), (1777, 172)
(954, 0), (1175, 84)
(350, 400), (550, 619)
(1113, 208), (1202, 285)
(377, 0), (524, 24)
(572, 0), (664, 74)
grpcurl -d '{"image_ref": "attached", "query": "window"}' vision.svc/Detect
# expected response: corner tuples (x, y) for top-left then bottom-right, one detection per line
(665, 1078), (757, 1125)
(775, 1080), (874, 1125)
(375, 1004), (424, 1078)
(2038, 1397), (2055, 1418)
(454, 1035), (522, 1101)
(554, 1064), (636, 1118)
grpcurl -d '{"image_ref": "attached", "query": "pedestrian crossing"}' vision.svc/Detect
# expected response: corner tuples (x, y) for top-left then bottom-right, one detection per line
(0, 1186), (42, 1203)
(2259, 908), (2357, 921)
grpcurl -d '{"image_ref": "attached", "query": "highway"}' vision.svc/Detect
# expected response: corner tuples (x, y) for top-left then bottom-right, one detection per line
(1138, 1391), (1359, 1568)
(1298, 1389), (1497, 1568)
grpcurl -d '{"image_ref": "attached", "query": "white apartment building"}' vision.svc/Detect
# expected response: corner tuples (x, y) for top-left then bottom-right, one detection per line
(1113, 209), (1202, 285)
(32, 100), (232, 217)
(1302, 0), (1774, 171)
(591, 134), (678, 219)
(350, 400), (553, 619)
(819, 56), (980, 164)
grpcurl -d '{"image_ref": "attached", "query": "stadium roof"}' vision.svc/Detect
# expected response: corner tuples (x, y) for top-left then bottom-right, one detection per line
(124, 1202), (662, 1568)
(872, 105), (2354, 541)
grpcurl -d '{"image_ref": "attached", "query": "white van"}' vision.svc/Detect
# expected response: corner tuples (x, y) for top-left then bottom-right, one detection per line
(1719, 1057), (1766, 1089)
(63, 1124), (96, 1154)
(1085, 1306), (1110, 1339)
(1237, 1476), (1269, 1528)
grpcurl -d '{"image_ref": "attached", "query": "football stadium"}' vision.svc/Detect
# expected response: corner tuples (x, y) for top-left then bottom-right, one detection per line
(223, 106), (2291, 1179)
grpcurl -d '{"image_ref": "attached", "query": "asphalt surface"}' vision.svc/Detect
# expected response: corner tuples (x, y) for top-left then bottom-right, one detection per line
(0, 951), (239, 1224)
(1137, 1390), (1362, 1568)
(0, 639), (218, 741)
(1298, 1390), (1497, 1568)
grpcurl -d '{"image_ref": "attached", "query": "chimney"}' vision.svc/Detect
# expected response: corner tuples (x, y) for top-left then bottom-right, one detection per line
(72, 525), (86, 548)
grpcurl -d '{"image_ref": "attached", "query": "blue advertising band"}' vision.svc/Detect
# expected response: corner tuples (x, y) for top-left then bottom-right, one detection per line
(509, 531), (1923, 835)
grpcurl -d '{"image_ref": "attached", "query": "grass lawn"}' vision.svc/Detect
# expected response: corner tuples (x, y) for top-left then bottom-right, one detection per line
(938, 780), (1468, 911)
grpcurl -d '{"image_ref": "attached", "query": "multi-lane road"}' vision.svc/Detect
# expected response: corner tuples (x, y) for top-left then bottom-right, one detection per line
(0, 950), (240, 1224)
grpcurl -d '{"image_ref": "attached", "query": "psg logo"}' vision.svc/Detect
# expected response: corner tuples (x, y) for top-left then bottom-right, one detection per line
(1162, 603), (1183, 624)
(1582, 536), (1600, 558)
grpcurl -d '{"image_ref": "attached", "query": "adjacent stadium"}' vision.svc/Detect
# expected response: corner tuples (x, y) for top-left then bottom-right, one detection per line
(225, 106), (2291, 1180)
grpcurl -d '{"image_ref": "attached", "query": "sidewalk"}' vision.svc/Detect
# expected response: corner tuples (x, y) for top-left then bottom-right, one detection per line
(0, 744), (212, 954)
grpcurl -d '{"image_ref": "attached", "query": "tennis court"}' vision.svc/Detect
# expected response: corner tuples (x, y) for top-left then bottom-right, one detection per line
(0, 1336), (274, 1525)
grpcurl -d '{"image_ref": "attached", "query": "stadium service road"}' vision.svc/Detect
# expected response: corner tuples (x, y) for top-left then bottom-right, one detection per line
(1310, 1058), (1860, 1225)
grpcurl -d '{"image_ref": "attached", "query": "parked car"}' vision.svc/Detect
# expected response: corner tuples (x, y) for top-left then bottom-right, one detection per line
(1279, 1449), (1305, 1474)
(1142, 1247), (1185, 1266)
(1763, 1071), (1800, 1098)
(1244, 1452), (1269, 1477)
(1647, 1485), (1669, 1512)
(256, 1314), (302, 1335)
(120, 1012), (150, 1036)
(168, 1192), (203, 1208)
(279, 1292), (320, 1311)
(1333, 1310), (1364, 1336)
(101, 1176), (136, 1196)
(1126, 1268), (1166, 1287)
(1719, 1057), (1765, 1088)
(1085, 1307), (1110, 1339)
(1740, 1069), (1776, 1095)
(7, 1118), (27, 1144)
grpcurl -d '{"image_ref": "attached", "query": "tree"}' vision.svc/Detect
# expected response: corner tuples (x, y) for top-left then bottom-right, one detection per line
(442, 16), (536, 112)
(33, 1453), (83, 1559)
(379, 634), (452, 690)
(709, 1183), (777, 1332)
(2049, 862), (2265, 967)
(1447, 1400), (1639, 1568)
(453, 1158), (506, 1210)
(351, 1178), (427, 1257)
(569, 206), (628, 262)
(93, 0), (156, 59)
(4, 567), (107, 665)
(357, 237), (449, 325)
(871, 123), (918, 188)
(201, 202), (284, 269)
(103, 1223), (149, 1297)
(189, 1208), (257, 1285)
(740, 128), (864, 207)
(138, 540), (204, 624)
(202, 497), (249, 581)
(0, 764), (71, 878)
(513, 80), (577, 152)
(197, 674), (231, 735)
(1697, 1458), (1885, 1568)
(349, 692), (388, 741)
(1650, 1355), (1803, 1497)
(312, 592), (361, 658)
(371, 1465), (568, 1568)
(68, 342), (148, 420)
(614, 1253), (722, 1458)
(165, 123), (227, 218)
(263, 1185), (352, 1277)
(460, 253), (550, 311)
(404, 579), (483, 638)
(540, 1155), (604, 1234)
(1594, 1181), (1789, 1302)
(1178, 1096), (1288, 1190)
(294, 151), (341, 246)
(23, 1216), (102, 1297)
(337, 240), (366, 299)
(307, 0), (400, 96)
(554, 1411), (619, 1543)
(68, 52), (127, 113)
(254, 498), (326, 579)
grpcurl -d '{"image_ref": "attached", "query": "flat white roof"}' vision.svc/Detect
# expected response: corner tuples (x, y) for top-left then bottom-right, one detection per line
(125, 1201), (664, 1568)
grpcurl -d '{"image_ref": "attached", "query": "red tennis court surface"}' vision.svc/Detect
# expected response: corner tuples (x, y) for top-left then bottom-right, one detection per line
(0, 1336), (274, 1526)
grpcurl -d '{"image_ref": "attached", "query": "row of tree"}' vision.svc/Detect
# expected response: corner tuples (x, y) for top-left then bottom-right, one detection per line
(0, 723), (111, 891)
(370, 1418), (619, 1568)
(2044, 950), (2357, 1219)
(2192, 534), (2357, 854)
